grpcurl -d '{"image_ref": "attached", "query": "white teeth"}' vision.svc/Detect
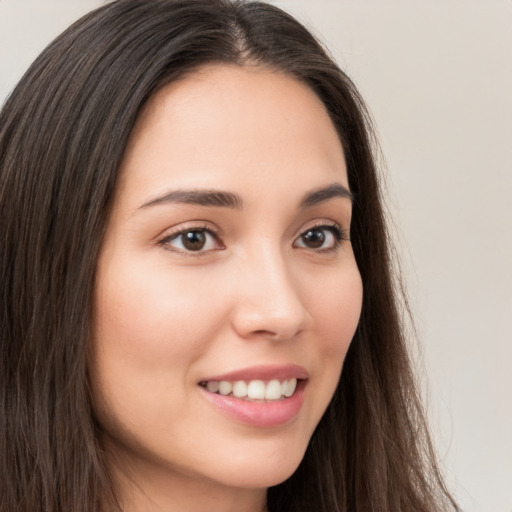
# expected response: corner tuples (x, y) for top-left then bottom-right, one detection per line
(265, 379), (282, 400)
(218, 381), (232, 396)
(204, 378), (299, 400)
(284, 378), (297, 397)
(247, 380), (265, 399)
(232, 381), (247, 398)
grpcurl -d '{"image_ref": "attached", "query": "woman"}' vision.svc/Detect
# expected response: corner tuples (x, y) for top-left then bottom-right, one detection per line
(0, 1), (459, 511)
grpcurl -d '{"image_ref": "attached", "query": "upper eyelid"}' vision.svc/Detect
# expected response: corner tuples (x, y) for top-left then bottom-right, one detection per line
(158, 221), (222, 240)
(294, 220), (347, 239)
(158, 226), (223, 257)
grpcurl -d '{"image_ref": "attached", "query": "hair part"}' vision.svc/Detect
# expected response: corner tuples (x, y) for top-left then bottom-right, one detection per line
(0, 1), (458, 511)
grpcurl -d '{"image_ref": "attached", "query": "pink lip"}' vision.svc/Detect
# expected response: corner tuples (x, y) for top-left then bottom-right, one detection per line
(200, 364), (309, 383)
(198, 364), (308, 428)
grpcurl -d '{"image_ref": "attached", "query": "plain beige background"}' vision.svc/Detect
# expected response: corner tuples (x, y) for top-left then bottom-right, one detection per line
(1, 1), (511, 511)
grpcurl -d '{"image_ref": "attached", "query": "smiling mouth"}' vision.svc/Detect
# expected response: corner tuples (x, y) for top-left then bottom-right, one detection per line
(199, 378), (298, 401)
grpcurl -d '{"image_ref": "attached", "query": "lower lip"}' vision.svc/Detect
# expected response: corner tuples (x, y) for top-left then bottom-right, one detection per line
(199, 381), (306, 428)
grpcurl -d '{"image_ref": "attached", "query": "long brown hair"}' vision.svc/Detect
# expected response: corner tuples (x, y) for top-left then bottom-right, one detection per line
(0, 1), (458, 511)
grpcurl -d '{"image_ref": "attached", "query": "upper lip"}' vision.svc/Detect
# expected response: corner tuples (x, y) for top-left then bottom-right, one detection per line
(200, 364), (309, 383)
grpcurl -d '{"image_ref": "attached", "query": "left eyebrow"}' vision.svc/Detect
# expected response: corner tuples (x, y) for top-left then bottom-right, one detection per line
(299, 183), (353, 209)
(139, 189), (243, 210)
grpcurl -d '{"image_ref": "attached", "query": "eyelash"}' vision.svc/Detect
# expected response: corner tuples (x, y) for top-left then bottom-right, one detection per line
(158, 223), (223, 256)
(158, 222), (349, 256)
(293, 222), (349, 253)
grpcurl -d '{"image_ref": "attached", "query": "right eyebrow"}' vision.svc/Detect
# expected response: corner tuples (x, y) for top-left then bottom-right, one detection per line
(299, 182), (353, 209)
(138, 189), (244, 210)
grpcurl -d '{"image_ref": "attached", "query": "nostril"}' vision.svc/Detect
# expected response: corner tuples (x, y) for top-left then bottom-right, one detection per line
(247, 328), (303, 343)
(253, 329), (274, 336)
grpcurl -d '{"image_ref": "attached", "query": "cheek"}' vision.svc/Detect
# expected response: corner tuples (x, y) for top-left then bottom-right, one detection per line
(302, 262), (363, 410)
(311, 265), (363, 357)
(92, 255), (222, 366)
(89, 259), (213, 428)
(89, 260), (224, 442)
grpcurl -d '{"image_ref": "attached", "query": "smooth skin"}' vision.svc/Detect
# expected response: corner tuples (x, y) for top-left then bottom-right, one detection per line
(90, 65), (363, 512)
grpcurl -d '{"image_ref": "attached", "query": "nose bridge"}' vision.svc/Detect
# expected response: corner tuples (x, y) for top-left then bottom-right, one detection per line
(231, 241), (308, 340)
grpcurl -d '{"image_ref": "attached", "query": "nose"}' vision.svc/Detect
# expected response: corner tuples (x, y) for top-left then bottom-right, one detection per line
(229, 248), (310, 342)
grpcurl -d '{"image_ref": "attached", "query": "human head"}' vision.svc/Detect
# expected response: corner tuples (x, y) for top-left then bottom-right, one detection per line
(0, 1), (455, 511)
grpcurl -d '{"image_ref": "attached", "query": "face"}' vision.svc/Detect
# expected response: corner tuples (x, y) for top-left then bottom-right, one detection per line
(90, 65), (362, 503)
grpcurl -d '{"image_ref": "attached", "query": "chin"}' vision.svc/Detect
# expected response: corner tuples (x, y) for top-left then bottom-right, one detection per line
(208, 440), (307, 490)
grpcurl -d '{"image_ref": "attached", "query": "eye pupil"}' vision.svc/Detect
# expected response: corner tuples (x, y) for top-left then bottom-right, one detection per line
(302, 229), (325, 248)
(183, 231), (206, 251)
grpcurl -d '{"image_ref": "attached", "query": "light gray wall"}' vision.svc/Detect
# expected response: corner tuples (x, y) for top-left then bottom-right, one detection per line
(1, 1), (511, 511)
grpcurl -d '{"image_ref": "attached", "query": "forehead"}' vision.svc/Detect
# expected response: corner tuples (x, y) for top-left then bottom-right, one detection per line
(117, 64), (348, 205)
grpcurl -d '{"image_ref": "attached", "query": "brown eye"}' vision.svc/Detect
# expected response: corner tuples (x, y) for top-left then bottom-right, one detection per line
(162, 228), (219, 253)
(301, 229), (325, 248)
(182, 230), (206, 251)
(294, 225), (343, 251)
